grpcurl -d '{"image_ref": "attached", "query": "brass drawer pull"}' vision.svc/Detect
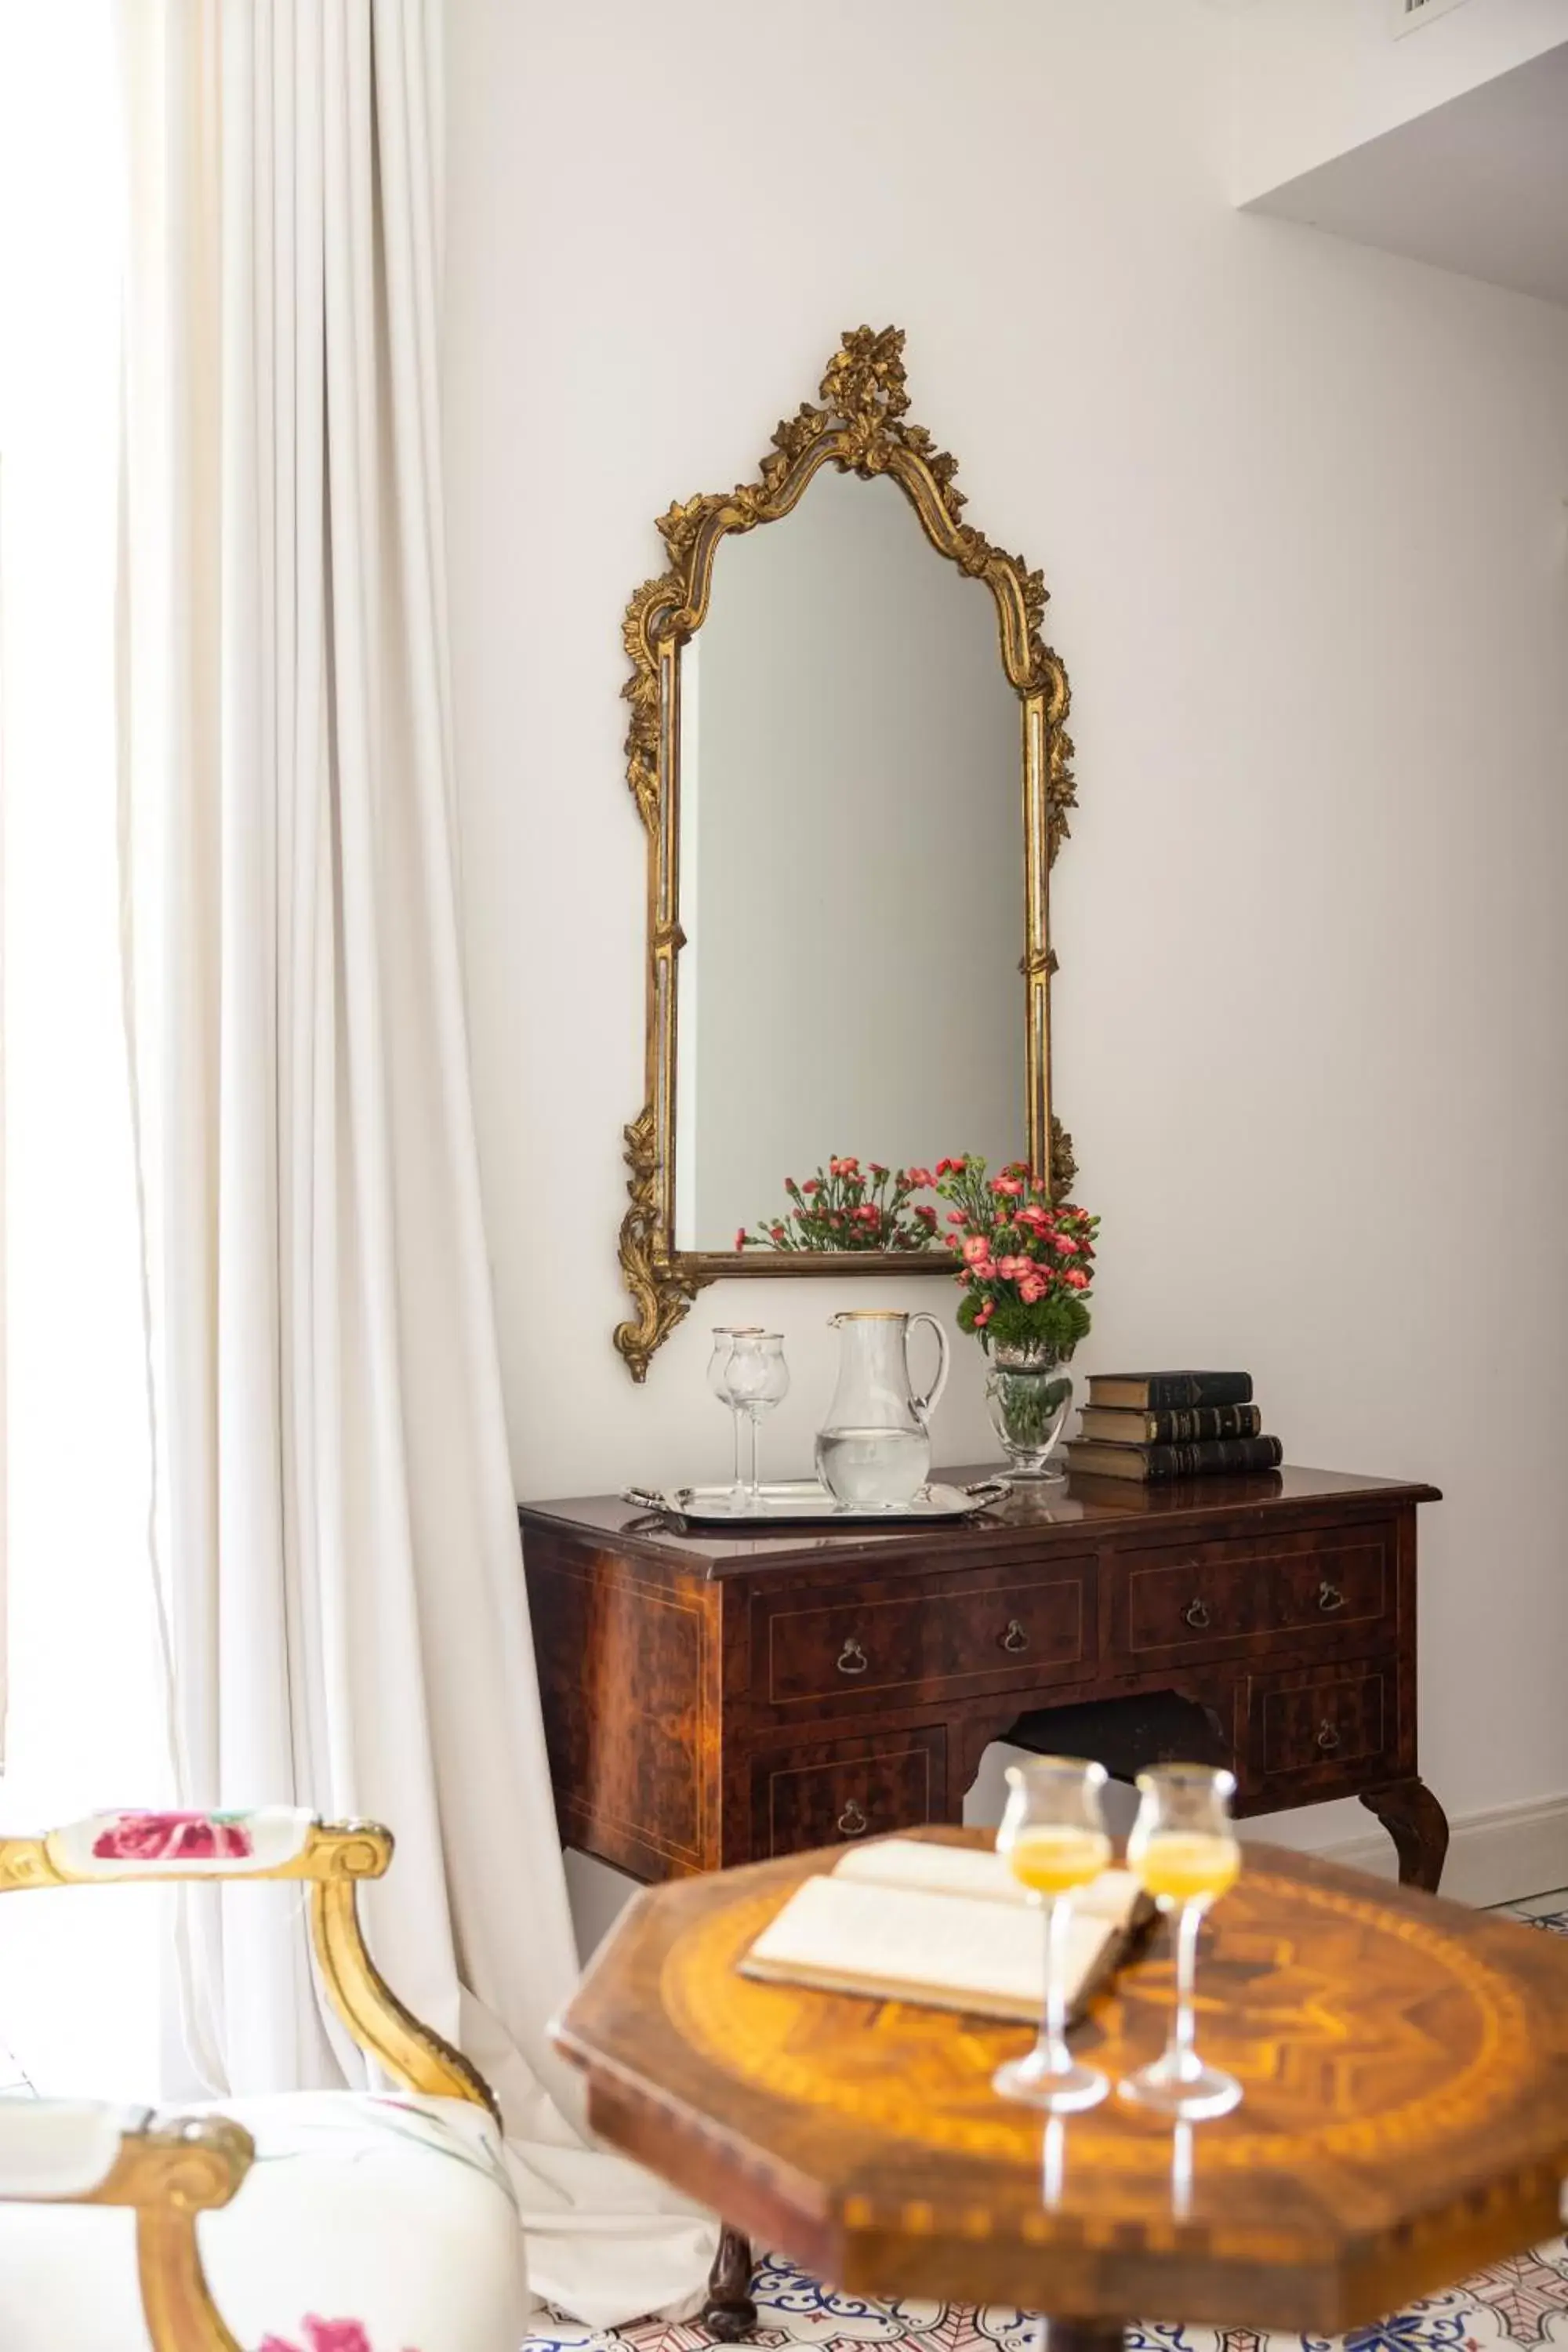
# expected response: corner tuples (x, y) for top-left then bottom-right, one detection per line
(837, 1799), (869, 1837)
(1316, 1719), (1341, 1752)
(1317, 1581), (1345, 1613)
(837, 1637), (869, 1676)
(1000, 1618), (1029, 1653)
(1183, 1599), (1211, 1631)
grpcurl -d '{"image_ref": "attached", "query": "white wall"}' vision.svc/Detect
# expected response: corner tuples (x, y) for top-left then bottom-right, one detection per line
(1230, 0), (1568, 201)
(443, 0), (1568, 1927)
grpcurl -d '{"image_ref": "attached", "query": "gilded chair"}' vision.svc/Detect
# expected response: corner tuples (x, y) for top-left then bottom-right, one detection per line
(0, 1809), (527, 2352)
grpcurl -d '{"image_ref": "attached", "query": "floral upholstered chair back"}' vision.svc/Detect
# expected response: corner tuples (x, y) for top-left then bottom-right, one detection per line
(0, 1809), (526, 2352)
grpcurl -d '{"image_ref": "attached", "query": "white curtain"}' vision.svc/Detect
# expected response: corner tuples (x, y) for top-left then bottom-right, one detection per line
(115, 0), (714, 2324)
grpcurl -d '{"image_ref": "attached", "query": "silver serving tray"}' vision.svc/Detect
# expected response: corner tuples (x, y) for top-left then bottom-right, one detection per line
(620, 1477), (1008, 1529)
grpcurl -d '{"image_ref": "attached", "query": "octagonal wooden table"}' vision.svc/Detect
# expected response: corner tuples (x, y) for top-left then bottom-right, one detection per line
(554, 1828), (1568, 2352)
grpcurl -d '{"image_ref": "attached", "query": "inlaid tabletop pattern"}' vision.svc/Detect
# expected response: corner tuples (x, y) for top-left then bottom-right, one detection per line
(557, 1835), (1568, 2334)
(662, 1864), (1538, 2188)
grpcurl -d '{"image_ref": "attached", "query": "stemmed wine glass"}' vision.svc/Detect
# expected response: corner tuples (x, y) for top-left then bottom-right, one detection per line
(725, 1331), (789, 1507)
(706, 1328), (751, 1510)
(993, 1756), (1112, 2113)
(1121, 1762), (1243, 2121)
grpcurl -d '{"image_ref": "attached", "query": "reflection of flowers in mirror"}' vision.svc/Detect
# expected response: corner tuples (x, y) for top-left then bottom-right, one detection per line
(736, 1156), (941, 1254)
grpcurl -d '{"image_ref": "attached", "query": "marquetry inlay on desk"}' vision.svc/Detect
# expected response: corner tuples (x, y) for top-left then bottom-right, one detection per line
(517, 1465), (1448, 1894)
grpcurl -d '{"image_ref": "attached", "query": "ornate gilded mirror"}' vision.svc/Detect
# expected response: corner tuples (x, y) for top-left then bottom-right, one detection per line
(615, 328), (1077, 1380)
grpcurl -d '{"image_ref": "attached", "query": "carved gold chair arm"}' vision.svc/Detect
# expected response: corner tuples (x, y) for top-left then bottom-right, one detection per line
(0, 1813), (498, 2122)
(0, 2106), (253, 2352)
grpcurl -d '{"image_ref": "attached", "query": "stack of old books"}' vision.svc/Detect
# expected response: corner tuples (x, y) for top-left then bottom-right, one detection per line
(1062, 1370), (1283, 1483)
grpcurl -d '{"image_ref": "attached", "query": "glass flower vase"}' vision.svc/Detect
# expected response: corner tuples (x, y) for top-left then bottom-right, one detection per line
(986, 1345), (1074, 1482)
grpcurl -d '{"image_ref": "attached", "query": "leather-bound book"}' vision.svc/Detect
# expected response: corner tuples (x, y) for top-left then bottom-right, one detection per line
(1065, 1435), (1284, 1483)
(1078, 1403), (1263, 1444)
(1087, 1371), (1254, 1410)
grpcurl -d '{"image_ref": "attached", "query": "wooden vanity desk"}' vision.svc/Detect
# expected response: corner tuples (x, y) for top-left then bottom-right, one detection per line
(519, 1465), (1448, 1894)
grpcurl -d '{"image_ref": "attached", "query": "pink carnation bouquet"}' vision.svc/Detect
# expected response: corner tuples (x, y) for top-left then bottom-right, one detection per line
(936, 1155), (1099, 1356)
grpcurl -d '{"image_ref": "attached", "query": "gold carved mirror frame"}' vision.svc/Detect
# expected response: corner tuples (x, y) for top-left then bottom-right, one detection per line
(613, 327), (1078, 1381)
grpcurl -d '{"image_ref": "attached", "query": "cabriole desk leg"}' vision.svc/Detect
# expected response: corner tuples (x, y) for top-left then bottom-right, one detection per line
(1359, 1777), (1450, 1892)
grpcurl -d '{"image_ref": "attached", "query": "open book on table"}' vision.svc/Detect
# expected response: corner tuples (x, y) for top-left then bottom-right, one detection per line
(740, 1837), (1152, 2024)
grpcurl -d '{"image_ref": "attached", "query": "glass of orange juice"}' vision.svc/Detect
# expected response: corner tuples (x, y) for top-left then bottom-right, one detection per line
(993, 1756), (1112, 2112)
(1121, 1762), (1243, 2121)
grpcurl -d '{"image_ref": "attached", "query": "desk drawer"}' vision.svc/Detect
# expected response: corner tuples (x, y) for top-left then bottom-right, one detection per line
(1123, 1526), (1391, 1659)
(752, 1729), (947, 1858)
(1239, 1658), (1405, 1802)
(761, 1563), (1093, 1708)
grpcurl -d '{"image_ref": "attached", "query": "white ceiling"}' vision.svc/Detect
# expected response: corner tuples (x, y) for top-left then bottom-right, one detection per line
(1247, 38), (1568, 307)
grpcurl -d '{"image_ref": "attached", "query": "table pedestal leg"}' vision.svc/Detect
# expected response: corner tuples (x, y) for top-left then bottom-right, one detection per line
(1040, 2321), (1126, 2352)
(703, 2226), (757, 2342)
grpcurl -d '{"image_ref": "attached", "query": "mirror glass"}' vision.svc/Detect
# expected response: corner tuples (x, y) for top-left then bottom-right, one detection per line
(673, 466), (1025, 1254)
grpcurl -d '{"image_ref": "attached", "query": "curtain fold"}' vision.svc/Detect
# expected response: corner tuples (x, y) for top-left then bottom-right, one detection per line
(115, 0), (716, 2323)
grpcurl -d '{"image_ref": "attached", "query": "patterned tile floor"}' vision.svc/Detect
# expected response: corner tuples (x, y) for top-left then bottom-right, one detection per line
(526, 1899), (1568, 2352)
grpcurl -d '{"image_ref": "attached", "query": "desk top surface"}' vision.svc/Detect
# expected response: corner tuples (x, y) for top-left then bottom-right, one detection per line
(556, 1825), (1566, 2332)
(521, 1464), (1441, 1577)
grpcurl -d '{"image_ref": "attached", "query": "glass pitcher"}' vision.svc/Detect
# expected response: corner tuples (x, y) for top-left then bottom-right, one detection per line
(815, 1310), (950, 1510)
